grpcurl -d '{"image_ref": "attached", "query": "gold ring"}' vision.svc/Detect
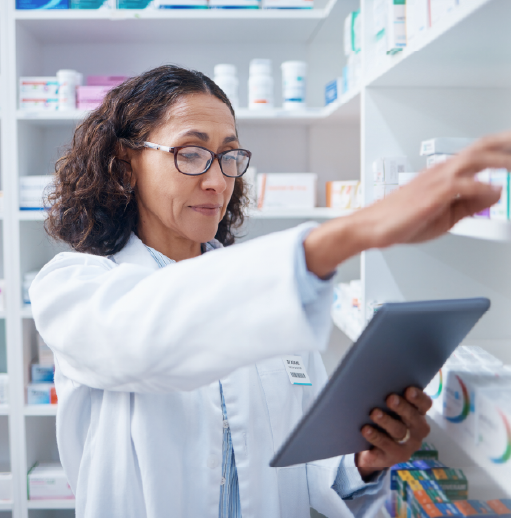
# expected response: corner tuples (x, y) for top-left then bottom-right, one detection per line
(396, 428), (411, 445)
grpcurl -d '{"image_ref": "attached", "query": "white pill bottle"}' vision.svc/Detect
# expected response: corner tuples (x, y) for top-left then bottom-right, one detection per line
(57, 69), (79, 111)
(281, 60), (307, 110)
(248, 59), (274, 110)
(213, 64), (239, 110)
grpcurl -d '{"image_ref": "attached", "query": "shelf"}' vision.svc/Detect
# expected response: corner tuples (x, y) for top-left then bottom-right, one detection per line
(24, 405), (57, 416)
(0, 405), (9, 416)
(331, 309), (362, 342)
(18, 211), (47, 221)
(21, 305), (33, 318)
(16, 94), (360, 126)
(248, 207), (354, 219)
(0, 501), (12, 511)
(27, 499), (75, 509)
(14, 0), (339, 45)
(367, 0), (511, 88)
(449, 218), (511, 241)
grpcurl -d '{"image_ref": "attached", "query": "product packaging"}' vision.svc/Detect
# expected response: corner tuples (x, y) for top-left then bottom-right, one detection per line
(324, 77), (343, 105)
(155, 0), (207, 6)
(77, 86), (112, 110)
(16, 0), (68, 8)
(0, 375), (8, 406)
(57, 69), (80, 111)
(489, 169), (510, 221)
(214, 64), (239, 109)
(420, 137), (474, 156)
(344, 10), (361, 56)
(19, 77), (59, 111)
(19, 175), (54, 210)
(476, 387), (511, 476)
(28, 463), (74, 500)
(71, 0), (111, 8)
(429, 0), (457, 26)
(0, 467), (12, 502)
(27, 383), (58, 405)
(326, 181), (361, 210)
(332, 280), (363, 337)
(281, 61), (307, 110)
(38, 333), (55, 366)
(262, 0), (312, 8)
(374, 0), (406, 55)
(86, 76), (128, 87)
(118, 0), (152, 7)
(487, 499), (511, 517)
(411, 442), (439, 461)
(426, 154), (452, 168)
(32, 364), (55, 383)
(23, 271), (39, 305)
(373, 156), (409, 183)
(455, 500), (500, 517)
(256, 173), (316, 209)
(209, 0), (258, 8)
(406, 0), (429, 44)
(248, 59), (274, 110)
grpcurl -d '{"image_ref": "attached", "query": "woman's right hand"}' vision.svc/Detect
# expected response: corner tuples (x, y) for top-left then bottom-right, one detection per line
(304, 131), (511, 278)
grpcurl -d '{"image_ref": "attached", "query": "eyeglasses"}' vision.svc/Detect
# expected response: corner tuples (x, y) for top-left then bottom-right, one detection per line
(143, 141), (252, 178)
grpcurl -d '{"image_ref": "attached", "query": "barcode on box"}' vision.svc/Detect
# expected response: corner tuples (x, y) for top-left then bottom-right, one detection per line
(291, 373), (306, 378)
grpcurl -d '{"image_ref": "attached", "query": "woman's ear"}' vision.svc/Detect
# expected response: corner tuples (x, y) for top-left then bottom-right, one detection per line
(118, 146), (137, 189)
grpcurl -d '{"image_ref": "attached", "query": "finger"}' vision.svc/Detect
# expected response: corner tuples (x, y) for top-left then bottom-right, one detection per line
(467, 131), (511, 154)
(370, 408), (408, 441)
(405, 387), (433, 415)
(362, 425), (408, 463)
(453, 150), (511, 178)
(386, 395), (430, 437)
(451, 177), (502, 205)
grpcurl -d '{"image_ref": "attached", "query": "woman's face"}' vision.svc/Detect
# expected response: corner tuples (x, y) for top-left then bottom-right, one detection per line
(129, 93), (238, 246)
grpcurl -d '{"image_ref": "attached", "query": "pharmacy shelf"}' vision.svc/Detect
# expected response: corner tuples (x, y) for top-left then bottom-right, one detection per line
(16, 94), (360, 126)
(13, 0), (340, 45)
(248, 207), (354, 219)
(27, 499), (75, 510)
(428, 409), (511, 496)
(366, 0), (511, 88)
(449, 218), (511, 242)
(24, 405), (57, 417)
(331, 309), (362, 342)
(0, 501), (13, 511)
(17, 211), (46, 221)
(0, 405), (9, 416)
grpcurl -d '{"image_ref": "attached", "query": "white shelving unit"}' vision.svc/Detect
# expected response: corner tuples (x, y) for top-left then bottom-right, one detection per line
(0, 1), (510, 517)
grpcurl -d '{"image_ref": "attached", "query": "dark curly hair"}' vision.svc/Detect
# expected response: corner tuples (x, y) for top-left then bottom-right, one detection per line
(45, 65), (248, 256)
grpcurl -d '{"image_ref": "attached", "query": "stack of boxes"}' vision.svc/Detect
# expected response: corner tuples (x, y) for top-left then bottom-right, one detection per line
(28, 462), (74, 501)
(77, 75), (129, 110)
(373, 156), (410, 201)
(27, 333), (57, 406)
(19, 176), (54, 211)
(325, 181), (361, 210)
(19, 77), (59, 112)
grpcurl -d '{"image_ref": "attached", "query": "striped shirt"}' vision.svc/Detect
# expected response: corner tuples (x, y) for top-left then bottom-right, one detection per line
(146, 240), (385, 518)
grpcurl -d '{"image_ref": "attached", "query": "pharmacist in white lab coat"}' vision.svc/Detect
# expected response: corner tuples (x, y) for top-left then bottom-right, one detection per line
(31, 65), (510, 518)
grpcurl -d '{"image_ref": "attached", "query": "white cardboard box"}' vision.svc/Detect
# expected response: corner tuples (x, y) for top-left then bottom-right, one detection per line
(420, 137), (474, 156)
(326, 181), (360, 209)
(406, 0), (429, 44)
(256, 173), (317, 209)
(489, 169), (510, 221)
(373, 156), (409, 184)
(28, 462), (74, 500)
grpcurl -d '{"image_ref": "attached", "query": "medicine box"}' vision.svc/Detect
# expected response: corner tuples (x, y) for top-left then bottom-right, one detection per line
(20, 77), (59, 111)
(209, 0), (259, 7)
(19, 175), (54, 210)
(17, 0), (68, 8)
(155, 0), (208, 6)
(77, 86), (113, 110)
(326, 181), (360, 209)
(489, 169), (510, 221)
(406, 0), (429, 44)
(455, 500), (499, 517)
(386, 0), (407, 54)
(118, 0), (152, 7)
(32, 364), (55, 383)
(27, 383), (58, 405)
(0, 467), (12, 502)
(87, 76), (129, 86)
(487, 500), (511, 517)
(373, 156), (409, 184)
(344, 10), (361, 56)
(71, 0), (111, 7)
(38, 334), (55, 366)
(411, 442), (439, 461)
(325, 78), (343, 105)
(420, 138), (474, 156)
(28, 463), (74, 500)
(426, 154), (452, 168)
(0, 375), (8, 405)
(262, 0), (312, 8)
(256, 173), (317, 209)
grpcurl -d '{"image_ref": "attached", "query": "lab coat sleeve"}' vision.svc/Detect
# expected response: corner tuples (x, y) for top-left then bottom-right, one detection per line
(30, 224), (334, 393)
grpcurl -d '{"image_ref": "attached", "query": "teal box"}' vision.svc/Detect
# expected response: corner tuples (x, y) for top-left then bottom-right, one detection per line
(17, 0), (68, 8)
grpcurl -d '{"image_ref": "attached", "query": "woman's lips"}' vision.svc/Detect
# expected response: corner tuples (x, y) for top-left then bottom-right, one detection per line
(190, 204), (222, 216)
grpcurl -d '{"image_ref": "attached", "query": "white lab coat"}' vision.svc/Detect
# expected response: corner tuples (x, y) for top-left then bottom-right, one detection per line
(30, 224), (388, 518)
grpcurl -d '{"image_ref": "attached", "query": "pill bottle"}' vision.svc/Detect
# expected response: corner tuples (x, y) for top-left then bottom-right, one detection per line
(214, 64), (239, 110)
(248, 59), (274, 110)
(281, 61), (307, 110)
(57, 69), (78, 111)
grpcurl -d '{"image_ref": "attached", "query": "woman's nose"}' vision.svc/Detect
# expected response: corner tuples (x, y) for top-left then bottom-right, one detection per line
(201, 158), (228, 193)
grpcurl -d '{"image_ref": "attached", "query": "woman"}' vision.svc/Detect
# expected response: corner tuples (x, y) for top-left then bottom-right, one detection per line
(31, 65), (509, 518)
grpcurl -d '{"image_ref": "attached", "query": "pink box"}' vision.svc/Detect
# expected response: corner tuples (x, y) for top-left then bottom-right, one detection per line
(86, 76), (129, 87)
(77, 85), (113, 105)
(77, 102), (101, 111)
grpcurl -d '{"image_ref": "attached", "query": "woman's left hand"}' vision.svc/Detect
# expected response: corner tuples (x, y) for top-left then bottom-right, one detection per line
(355, 387), (433, 480)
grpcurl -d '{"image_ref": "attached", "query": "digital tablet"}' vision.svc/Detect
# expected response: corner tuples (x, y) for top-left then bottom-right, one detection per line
(270, 297), (490, 468)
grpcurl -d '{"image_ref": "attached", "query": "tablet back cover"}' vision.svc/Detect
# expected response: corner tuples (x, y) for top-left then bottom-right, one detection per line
(270, 297), (490, 467)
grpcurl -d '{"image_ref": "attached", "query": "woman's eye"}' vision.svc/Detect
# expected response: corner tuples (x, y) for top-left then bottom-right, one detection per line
(181, 153), (200, 160)
(223, 154), (236, 163)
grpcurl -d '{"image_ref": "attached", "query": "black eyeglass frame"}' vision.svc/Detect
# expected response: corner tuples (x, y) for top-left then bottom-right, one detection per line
(143, 141), (252, 178)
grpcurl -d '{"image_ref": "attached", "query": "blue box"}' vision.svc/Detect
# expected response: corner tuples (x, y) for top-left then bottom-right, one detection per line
(17, 0), (68, 8)
(31, 364), (54, 383)
(325, 78), (342, 106)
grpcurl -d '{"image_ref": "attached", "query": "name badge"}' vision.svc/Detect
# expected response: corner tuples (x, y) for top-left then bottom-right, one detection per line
(282, 356), (312, 386)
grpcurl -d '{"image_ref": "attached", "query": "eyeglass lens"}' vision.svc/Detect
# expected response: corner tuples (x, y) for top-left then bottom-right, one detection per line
(175, 147), (249, 177)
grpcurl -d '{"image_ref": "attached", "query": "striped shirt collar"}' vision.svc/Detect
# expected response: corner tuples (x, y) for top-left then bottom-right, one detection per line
(145, 240), (222, 267)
